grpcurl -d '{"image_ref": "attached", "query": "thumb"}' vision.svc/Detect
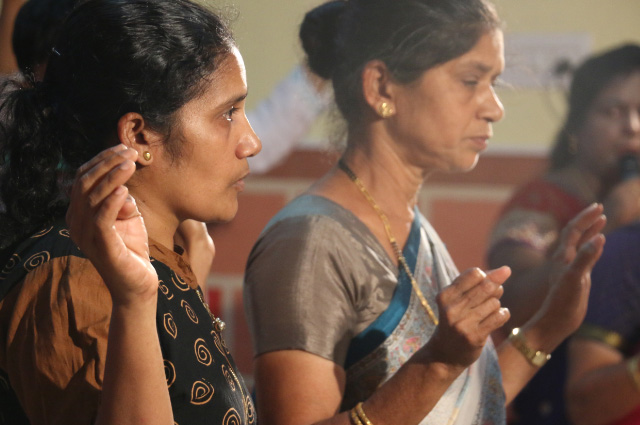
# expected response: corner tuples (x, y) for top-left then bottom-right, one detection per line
(117, 194), (141, 220)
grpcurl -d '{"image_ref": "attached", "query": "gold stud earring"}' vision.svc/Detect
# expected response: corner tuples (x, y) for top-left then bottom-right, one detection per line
(143, 151), (152, 161)
(378, 102), (395, 118)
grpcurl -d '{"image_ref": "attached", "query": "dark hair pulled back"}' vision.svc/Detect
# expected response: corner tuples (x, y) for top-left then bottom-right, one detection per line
(12, 0), (82, 75)
(549, 44), (640, 170)
(0, 0), (235, 250)
(299, 0), (501, 126)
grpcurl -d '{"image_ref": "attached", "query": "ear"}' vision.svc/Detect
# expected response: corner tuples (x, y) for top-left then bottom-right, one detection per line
(362, 60), (397, 118)
(117, 112), (164, 165)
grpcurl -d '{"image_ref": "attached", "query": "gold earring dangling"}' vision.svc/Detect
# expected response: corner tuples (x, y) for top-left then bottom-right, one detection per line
(143, 151), (152, 161)
(378, 102), (395, 118)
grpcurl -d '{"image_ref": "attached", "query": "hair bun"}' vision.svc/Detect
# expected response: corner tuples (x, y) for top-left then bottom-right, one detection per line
(299, 0), (346, 79)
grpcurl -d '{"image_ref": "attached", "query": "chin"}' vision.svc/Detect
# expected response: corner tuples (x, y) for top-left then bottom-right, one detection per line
(214, 204), (240, 224)
(447, 155), (480, 174)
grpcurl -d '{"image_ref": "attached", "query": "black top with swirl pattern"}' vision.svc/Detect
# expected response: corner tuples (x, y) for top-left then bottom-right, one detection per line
(0, 221), (254, 425)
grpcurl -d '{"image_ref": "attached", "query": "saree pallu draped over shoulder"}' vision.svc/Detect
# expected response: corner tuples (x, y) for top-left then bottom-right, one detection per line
(342, 210), (506, 425)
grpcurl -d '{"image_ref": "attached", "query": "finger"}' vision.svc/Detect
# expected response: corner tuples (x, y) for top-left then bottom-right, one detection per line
(117, 194), (141, 220)
(458, 266), (510, 309)
(568, 233), (606, 277)
(73, 148), (138, 201)
(445, 268), (487, 297)
(94, 185), (131, 242)
(575, 214), (607, 248)
(559, 203), (604, 249)
(85, 159), (137, 210)
(468, 295), (502, 323)
(75, 144), (130, 177)
(478, 307), (510, 334)
(484, 266), (512, 286)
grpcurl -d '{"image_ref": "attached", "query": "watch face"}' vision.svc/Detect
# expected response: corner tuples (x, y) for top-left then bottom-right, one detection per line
(532, 352), (551, 367)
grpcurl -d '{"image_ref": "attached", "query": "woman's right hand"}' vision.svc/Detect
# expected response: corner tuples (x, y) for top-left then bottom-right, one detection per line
(66, 144), (159, 306)
(427, 266), (511, 370)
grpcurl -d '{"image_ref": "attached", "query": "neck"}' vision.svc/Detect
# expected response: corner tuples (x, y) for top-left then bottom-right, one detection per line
(340, 133), (424, 220)
(554, 163), (603, 203)
(128, 186), (179, 251)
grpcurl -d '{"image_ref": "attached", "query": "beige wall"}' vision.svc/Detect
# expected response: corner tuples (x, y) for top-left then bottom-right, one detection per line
(2, 0), (636, 150)
(223, 0), (640, 151)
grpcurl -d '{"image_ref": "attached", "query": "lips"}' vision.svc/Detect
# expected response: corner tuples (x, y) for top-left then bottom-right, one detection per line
(469, 136), (489, 151)
(232, 170), (250, 191)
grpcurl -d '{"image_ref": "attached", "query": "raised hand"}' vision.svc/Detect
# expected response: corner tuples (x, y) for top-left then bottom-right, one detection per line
(428, 266), (511, 369)
(66, 144), (159, 305)
(538, 203), (606, 337)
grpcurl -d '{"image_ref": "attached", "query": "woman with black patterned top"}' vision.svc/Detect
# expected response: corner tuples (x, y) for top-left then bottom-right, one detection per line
(0, 0), (260, 424)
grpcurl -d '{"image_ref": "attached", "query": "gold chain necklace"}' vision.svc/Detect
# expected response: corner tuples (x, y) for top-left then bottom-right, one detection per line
(196, 288), (251, 421)
(196, 288), (226, 333)
(338, 159), (439, 325)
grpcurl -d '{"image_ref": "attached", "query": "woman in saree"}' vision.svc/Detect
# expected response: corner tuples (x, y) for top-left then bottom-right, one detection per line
(243, 0), (606, 424)
(0, 0), (260, 423)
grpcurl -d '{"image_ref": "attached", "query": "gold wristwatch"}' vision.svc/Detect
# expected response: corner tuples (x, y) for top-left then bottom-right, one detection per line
(509, 327), (551, 367)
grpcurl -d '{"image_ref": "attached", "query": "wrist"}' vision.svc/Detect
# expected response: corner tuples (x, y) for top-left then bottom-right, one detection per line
(508, 327), (551, 368)
(411, 345), (468, 383)
(109, 284), (159, 311)
(525, 301), (573, 351)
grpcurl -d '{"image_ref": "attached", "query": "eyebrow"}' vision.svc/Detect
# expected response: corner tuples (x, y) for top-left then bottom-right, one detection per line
(460, 61), (493, 74)
(220, 92), (248, 107)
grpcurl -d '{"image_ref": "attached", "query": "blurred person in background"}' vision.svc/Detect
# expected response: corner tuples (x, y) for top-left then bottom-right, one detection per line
(567, 217), (640, 425)
(488, 44), (640, 424)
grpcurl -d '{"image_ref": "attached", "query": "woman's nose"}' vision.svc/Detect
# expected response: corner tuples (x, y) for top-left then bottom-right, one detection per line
(623, 108), (640, 136)
(237, 118), (261, 159)
(482, 87), (504, 123)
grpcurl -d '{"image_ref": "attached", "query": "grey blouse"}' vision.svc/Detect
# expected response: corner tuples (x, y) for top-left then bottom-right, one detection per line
(244, 195), (401, 365)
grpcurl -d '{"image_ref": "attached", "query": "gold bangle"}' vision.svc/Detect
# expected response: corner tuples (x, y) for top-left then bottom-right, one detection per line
(350, 408), (364, 425)
(627, 356), (640, 391)
(355, 402), (374, 425)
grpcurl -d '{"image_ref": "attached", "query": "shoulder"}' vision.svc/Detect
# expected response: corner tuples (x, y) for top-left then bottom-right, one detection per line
(503, 177), (584, 217)
(252, 195), (374, 256)
(0, 221), (86, 301)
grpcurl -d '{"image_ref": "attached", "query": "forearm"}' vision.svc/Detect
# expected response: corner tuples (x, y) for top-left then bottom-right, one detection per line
(256, 346), (464, 425)
(363, 352), (464, 425)
(497, 323), (559, 404)
(566, 360), (640, 425)
(95, 295), (173, 425)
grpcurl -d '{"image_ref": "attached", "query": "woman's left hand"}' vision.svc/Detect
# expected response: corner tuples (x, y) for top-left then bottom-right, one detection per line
(534, 203), (606, 339)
